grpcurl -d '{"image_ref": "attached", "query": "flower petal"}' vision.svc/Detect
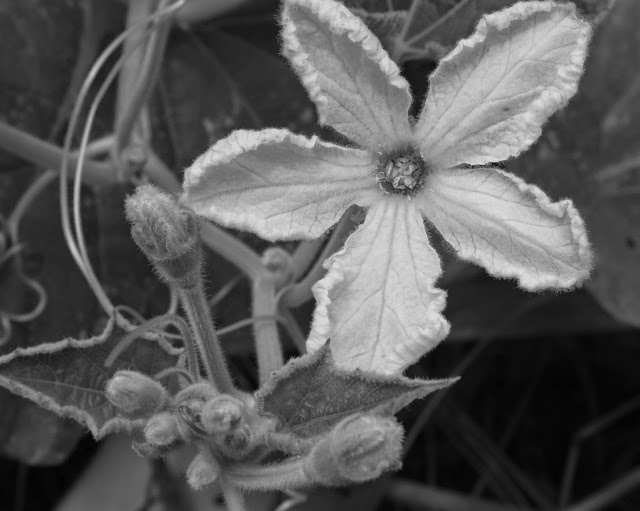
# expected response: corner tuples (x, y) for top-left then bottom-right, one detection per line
(308, 198), (449, 374)
(182, 129), (378, 241)
(414, 2), (590, 168)
(281, 0), (412, 150)
(418, 167), (593, 290)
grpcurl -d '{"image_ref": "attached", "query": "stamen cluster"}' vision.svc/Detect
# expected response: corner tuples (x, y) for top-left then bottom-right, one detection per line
(376, 146), (428, 196)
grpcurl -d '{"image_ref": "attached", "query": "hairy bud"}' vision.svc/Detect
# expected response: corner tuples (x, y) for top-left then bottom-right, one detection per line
(106, 370), (167, 417)
(305, 414), (404, 486)
(175, 383), (219, 439)
(187, 448), (221, 490)
(218, 423), (253, 460)
(125, 185), (202, 288)
(201, 395), (244, 435)
(145, 412), (182, 446)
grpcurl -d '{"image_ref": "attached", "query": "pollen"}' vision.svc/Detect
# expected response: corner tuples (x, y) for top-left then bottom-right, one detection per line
(376, 147), (428, 196)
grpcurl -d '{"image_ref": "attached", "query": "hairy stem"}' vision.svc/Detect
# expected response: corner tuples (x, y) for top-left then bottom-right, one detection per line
(219, 478), (248, 511)
(179, 283), (236, 394)
(225, 458), (312, 491)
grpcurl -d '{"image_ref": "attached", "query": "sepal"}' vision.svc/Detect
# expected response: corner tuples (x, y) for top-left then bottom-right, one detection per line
(187, 447), (221, 490)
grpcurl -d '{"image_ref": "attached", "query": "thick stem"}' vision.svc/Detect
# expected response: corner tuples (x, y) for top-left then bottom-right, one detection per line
(115, 0), (155, 128)
(289, 237), (324, 280)
(281, 207), (357, 307)
(219, 478), (248, 511)
(115, 0), (173, 173)
(178, 283), (236, 395)
(252, 275), (284, 385)
(0, 120), (114, 186)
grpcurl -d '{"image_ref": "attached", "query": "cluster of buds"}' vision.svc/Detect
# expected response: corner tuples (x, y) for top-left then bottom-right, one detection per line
(106, 369), (405, 491)
(106, 372), (264, 488)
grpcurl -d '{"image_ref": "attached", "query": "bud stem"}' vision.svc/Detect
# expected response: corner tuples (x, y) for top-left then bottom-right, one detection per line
(220, 477), (248, 511)
(179, 283), (236, 395)
(225, 458), (312, 491)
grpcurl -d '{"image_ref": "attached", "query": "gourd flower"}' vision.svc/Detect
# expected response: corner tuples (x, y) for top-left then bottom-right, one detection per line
(182, 0), (593, 374)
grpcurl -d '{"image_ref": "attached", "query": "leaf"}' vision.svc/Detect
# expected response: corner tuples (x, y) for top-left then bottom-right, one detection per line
(0, 314), (179, 439)
(505, 0), (640, 326)
(0, 174), (100, 465)
(256, 342), (457, 439)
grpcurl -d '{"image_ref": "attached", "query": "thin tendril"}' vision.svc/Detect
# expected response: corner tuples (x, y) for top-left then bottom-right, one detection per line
(60, 0), (185, 317)
(208, 275), (243, 308)
(154, 367), (194, 384)
(216, 315), (287, 337)
(115, 304), (182, 341)
(105, 314), (199, 382)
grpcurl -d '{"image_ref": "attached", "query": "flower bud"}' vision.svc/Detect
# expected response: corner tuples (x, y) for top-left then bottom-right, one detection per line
(106, 370), (167, 417)
(187, 448), (221, 490)
(175, 383), (219, 439)
(125, 185), (202, 288)
(201, 395), (244, 435)
(304, 414), (404, 487)
(261, 247), (295, 290)
(145, 412), (181, 446)
(218, 423), (253, 460)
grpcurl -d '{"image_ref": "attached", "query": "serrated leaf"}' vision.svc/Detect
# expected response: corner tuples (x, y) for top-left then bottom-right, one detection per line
(256, 343), (457, 438)
(0, 171), (100, 464)
(0, 315), (180, 439)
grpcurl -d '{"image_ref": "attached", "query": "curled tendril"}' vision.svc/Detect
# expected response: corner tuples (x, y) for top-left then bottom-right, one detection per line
(0, 215), (48, 346)
(178, 406), (209, 438)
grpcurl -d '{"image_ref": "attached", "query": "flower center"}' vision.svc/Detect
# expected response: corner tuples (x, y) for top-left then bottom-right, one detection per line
(376, 147), (428, 196)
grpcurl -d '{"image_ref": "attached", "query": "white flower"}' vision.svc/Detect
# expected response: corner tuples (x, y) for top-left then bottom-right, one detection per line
(182, 0), (593, 374)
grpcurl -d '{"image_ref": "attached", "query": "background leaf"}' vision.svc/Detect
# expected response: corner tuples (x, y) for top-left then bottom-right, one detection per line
(346, 0), (617, 63)
(159, 26), (316, 169)
(256, 343), (457, 439)
(0, 315), (179, 438)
